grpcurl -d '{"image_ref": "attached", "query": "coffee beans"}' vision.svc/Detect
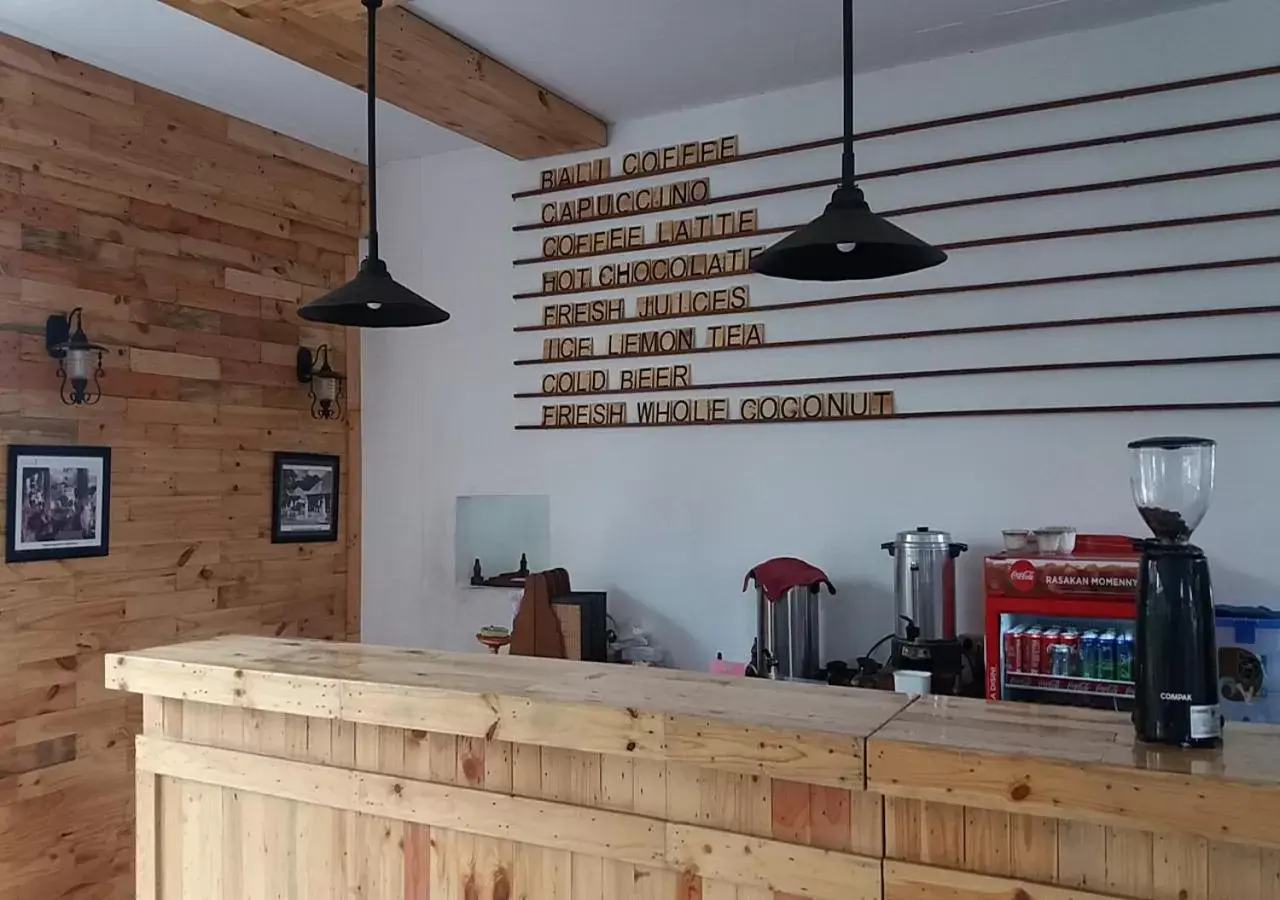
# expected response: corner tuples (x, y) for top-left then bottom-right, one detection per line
(1139, 506), (1190, 541)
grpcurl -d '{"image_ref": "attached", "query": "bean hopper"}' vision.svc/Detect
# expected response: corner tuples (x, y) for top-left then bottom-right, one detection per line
(1129, 436), (1221, 747)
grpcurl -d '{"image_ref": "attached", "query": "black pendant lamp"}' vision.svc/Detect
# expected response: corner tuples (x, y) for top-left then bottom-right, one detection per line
(300, 0), (449, 328)
(749, 0), (946, 282)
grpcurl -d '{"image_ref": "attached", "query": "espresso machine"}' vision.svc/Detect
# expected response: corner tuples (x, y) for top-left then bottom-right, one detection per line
(1129, 437), (1221, 747)
(882, 527), (968, 681)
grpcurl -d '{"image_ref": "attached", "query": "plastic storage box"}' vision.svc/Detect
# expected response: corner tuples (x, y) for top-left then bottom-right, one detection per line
(1216, 606), (1280, 724)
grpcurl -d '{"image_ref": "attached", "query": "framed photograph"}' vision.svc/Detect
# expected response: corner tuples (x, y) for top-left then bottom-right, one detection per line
(6, 445), (111, 563)
(271, 452), (340, 544)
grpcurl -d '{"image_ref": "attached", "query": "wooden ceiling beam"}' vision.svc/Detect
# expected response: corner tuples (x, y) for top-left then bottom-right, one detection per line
(157, 0), (608, 159)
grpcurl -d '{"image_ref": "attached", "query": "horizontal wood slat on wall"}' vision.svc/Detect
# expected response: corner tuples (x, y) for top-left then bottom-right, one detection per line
(516, 225), (1280, 335)
(511, 161), (1280, 300)
(516, 401), (1280, 431)
(512, 64), (1280, 198)
(514, 112), (1280, 234)
(514, 111), (1280, 250)
(0, 33), (360, 900)
(519, 153), (1280, 272)
(515, 301), (1280, 366)
(515, 352), (1280, 399)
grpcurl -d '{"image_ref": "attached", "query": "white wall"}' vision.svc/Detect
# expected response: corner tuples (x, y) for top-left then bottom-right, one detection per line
(362, 0), (1280, 668)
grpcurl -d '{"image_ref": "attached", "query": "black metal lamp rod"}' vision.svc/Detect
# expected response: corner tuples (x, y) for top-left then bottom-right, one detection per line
(842, 0), (855, 188)
(364, 0), (382, 262)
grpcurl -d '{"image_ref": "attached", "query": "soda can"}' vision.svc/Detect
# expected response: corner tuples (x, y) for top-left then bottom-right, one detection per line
(1050, 643), (1072, 677)
(1080, 630), (1100, 679)
(1024, 626), (1044, 674)
(1060, 629), (1080, 676)
(1097, 630), (1117, 680)
(1017, 626), (1038, 675)
(1039, 627), (1061, 675)
(1004, 625), (1025, 672)
(1116, 632), (1134, 682)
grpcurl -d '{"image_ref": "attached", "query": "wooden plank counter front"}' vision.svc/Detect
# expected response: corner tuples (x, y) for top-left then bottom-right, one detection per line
(105, 637), (1280, 900)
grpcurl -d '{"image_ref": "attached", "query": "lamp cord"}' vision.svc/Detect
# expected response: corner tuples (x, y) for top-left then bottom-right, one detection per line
(842, 0), (856, 188)
(364, 0), (382, 262)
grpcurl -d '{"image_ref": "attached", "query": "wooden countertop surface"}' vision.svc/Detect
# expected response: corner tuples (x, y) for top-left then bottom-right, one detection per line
(107, 636), (1280, 821)
(107, 634), (910, 739)
(874, 693), (1280, 783)
(106, 635), (911, 788)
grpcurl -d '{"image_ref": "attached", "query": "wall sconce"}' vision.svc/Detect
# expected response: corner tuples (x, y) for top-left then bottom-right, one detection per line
(297, 344), (346, 420)
(45, 308), (106, 406)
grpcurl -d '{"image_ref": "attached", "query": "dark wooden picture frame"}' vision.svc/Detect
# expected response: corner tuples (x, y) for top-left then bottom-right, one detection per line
(271, 452), (340, 544)
(5, 444), (112, 563)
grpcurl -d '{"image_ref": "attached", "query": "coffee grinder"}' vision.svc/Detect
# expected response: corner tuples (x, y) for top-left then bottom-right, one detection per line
(1129, 436), (1221, 748)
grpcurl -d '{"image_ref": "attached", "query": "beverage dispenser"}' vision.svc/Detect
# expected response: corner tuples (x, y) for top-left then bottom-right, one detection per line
(742, 558), (835, 681)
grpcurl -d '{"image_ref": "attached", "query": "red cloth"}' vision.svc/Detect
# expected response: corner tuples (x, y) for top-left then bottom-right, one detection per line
(742, 557), (835, 602)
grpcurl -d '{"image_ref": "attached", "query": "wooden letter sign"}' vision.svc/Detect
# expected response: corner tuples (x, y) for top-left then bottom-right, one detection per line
(657, 209), (758, 245)
(541, 267), (593, 295)
(541, 225), (645, 260)
(542, 298), (625, 327)
(541, 403), (627, 427)
(637, 286), (749, 319)
(541, 370), (610, 395)
(607, 328), (695, 358)
(636, 398), (730, 424)
(740, 391), (895, 421)
(598, 248), (760, 290)
(622, 136), (739, 175)
(706, 323), (765, 349)
(542, 337), (595, 361)
(541, 179), (710, 225)
(540, 157), (611, 191)
(618, 365), (692, 391)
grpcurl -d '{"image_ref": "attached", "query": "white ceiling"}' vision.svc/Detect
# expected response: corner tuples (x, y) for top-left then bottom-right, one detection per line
(0, 0), (1232, 163)
(408, 0), (1231, 121)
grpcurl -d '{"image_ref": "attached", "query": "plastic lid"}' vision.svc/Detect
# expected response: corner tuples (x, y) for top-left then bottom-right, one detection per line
(1127, 436), (1216, 450)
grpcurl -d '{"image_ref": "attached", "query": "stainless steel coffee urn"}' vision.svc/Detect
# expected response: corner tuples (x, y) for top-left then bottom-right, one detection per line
(742, 557), (836, 681)
(881, 527), (968, 673)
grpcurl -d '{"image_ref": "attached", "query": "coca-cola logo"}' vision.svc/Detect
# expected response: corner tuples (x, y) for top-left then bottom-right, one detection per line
(1009, 560), (1037, 592)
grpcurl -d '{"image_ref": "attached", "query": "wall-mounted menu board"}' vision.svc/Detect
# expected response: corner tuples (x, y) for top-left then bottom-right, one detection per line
(517, 131), (920, 430)
(514, 65), (1280, 430)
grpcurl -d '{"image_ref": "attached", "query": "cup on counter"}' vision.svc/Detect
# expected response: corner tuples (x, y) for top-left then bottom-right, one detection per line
(893, 669), (932, 696)
(1034, 527), (1077, 553)
(1002, 529), (1033, 551)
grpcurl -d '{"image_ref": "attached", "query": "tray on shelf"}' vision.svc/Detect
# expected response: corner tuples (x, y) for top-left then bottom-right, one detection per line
(1006, 670), (1135, 698)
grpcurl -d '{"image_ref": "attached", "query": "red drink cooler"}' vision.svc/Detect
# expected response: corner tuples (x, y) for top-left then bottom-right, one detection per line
(984, 537), (1140, 709)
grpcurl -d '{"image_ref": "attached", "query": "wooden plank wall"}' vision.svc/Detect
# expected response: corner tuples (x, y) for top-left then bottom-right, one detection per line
(141, 701), (1280, 900)
(0, 33), (362, 900)
(882, 796), (1280, 900)
(144, 702), (888, 900)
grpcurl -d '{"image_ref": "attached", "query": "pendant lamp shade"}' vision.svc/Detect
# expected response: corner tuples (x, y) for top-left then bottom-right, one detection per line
(298, 258), (449, 328)
(750, 186), (947, 281)
(298, 0), (450, 328)
(750, 0), (945, 282)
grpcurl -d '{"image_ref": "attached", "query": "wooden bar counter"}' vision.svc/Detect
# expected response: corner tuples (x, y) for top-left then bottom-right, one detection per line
(106, 636), (1280, 900)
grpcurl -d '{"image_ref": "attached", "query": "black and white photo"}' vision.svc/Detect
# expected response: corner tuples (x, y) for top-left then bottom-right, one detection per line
(272, 452), (340, 543)
(6, 445), (111, 563)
